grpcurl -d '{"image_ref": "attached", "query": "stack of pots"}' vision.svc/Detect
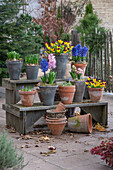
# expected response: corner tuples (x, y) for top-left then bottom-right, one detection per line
(46, 102), (67, 136)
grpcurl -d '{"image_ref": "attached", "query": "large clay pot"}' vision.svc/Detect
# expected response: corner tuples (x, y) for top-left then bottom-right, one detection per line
(26, 65), (38, 80)
(46, 117), (67, 136)
(68, 113), (92, 133)
(73, 63), (87, 77)
(88, 88), (104, 103)
(58, 85), (75, 104)
(53, 53), (69, 79)
(6, 60), (23, 80)
(39, 85), (58, 106)
(73, 81), (85, 102)
(19, 90), (36, 107)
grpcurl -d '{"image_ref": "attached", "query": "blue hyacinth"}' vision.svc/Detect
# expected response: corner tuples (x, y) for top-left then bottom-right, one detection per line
(72, 44), (82, 57)
(79, 46), (88, 57)
(41, 58), (48, 73)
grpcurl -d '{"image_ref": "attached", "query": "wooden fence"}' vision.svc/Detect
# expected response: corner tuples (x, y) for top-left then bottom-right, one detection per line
(71, 30), (113, 92)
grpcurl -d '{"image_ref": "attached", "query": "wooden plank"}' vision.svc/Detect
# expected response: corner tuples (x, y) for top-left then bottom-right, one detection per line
(109, 31), (113, 92)
(104, 38), (107, 92)
(107, 32), (110, 92)
(100, 49), (103, 80)
(3, 101), (108, 112)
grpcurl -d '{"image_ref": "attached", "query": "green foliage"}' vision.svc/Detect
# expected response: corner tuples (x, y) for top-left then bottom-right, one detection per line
(0, 129), (27, 169)
(48, 71), (56, 85)
(7, 51), (20, 60)
(60, 33), (71, 42)
(57, 6), (61, 19)
(25, 54), (39, 65)
(70, 71), (76, 80)
(0, 0), (43, 84)
(76, 13), (107, 54)
(21, 86), (33, 91)
(85, 1), (93, 16)
(61, 81), (72, 86)
(41, 74), (48, 84)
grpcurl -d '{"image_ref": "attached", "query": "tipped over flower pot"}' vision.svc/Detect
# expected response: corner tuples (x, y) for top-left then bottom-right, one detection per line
(68, 113), (92, 133)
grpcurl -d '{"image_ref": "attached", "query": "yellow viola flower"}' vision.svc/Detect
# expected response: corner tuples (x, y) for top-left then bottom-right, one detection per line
(93, 78), (96, 83)
(57, 50), (60, 53)
(45, 43), (48, 47)
(70, 46), (74, 50)
(88, 77), (90, 81)
(85, 82), (89, 85)
(88, 86), (91, 88)
(47, 46), (51, 50)
(58, 40), (63, 44)
(51, 43), (54, 47)
(63, 51), (68, 54)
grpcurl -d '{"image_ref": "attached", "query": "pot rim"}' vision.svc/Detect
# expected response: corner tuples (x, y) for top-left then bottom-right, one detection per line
(39, 85), (58, 88)
(46, 109), (66, 114)
(19, 90), (36, 95)
(88, 87), (104, 91)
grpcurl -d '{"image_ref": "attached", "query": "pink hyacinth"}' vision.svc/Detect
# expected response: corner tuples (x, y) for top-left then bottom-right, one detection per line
(48, 53), (56, 70)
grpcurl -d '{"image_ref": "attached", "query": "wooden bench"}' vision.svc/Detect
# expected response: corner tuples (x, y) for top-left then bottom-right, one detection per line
(2, 100), (108, 134)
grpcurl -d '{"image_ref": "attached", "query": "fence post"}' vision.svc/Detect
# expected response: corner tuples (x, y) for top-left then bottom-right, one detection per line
(71, 30), (81, 46)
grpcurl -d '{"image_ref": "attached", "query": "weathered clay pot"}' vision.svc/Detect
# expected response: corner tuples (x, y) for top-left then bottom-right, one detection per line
(19, 90), (36, 107)
(73, 63), (87, 77)
(26, 65), (38, 80)
(39, 85), (58, 106)
(46, 116), (67, 136)
(58, 86), (75, 104)
(36, 88), (60, 102)
(73, 80), (85, 102)
(68, 113), (92, 133)
(6, 60), (23, 80)
(53, 53), (69, 79)
(88, 88), (104, 103)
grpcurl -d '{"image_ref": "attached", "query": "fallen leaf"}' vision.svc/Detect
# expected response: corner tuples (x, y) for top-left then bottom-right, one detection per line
(40, 150), (56, 156)
(8, 129), (16, 133)
(94, 123), (106, 132)
(42, 136), (50, 141)
(21, 145), (31, 148)
(21, 135), (33, 140)
(48, 145), (56, 150)
(84, 149), (89, 152)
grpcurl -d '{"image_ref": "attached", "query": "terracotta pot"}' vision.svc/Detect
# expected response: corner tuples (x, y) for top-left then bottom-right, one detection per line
(58, 86), (75, 104)
(55, 102), (66, 112)
(46, 109), (66, 119)
(46, 117), (67, 136)
(73, 63), (87, 77)
(88, 88), (104, 103)
(68, 113), (92, 133)
(19, 90), (36, 107)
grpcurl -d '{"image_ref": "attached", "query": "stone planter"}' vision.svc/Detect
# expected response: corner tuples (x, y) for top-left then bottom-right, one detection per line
(88, 88), (104, 103)
(53, 53), (68, 79)
(73, 63), (87, 77)
(73, 80), (85, 102)
(6, 60), (23, 80)
(68, 113), (92, 133)
(58, 85), (75, 104)
(26, 65), (38, 80)
(19, 90), (36, 107)
(39, 85), (58, 106)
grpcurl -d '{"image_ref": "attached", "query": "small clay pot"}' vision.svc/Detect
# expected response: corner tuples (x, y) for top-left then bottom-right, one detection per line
(55, 102), (66, 112)
(19, 90), (36, 107)
(58, 85), (75, 104)
(88, 88), (104, 103)
(73, 63), (87, 78)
